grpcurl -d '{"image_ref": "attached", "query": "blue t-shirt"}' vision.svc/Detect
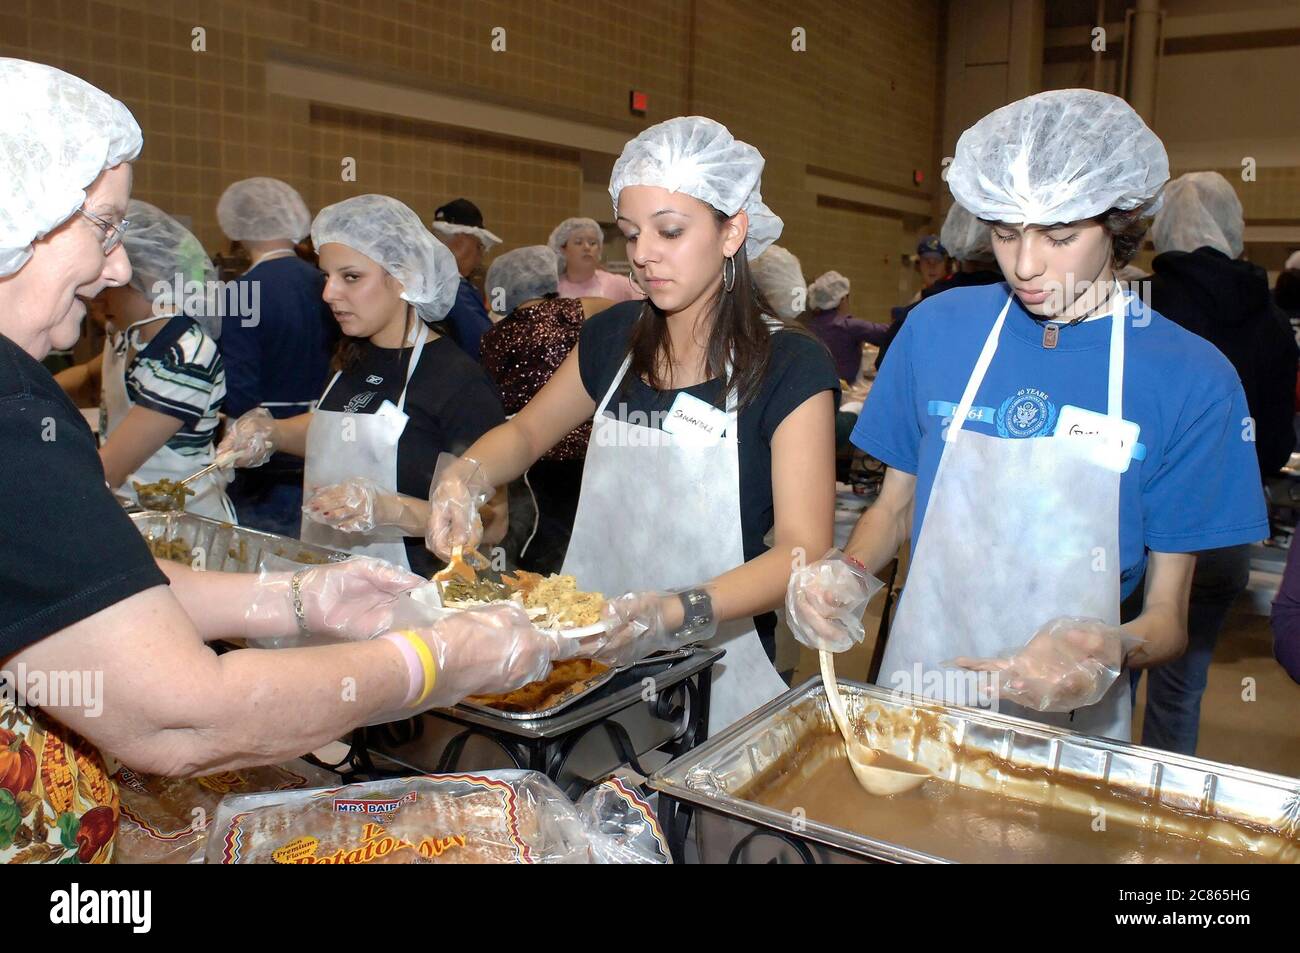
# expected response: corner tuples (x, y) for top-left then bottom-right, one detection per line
(852, 282), (1269, 599)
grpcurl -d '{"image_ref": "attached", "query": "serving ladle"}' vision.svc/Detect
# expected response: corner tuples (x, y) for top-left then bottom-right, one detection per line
(819, 650), (932, 796)
(134, 458), (228, 511)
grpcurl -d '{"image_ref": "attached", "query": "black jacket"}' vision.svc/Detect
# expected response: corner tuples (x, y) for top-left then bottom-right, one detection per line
(1148, 246), (1298, 478)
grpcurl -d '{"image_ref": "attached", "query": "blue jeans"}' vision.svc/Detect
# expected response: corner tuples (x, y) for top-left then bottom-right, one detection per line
(1129, 544), (1252, 756)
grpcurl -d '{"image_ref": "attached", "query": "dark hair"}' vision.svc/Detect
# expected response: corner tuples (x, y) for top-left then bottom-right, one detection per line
(1276, 268), (1300, 314)
(1098, 205), (1154, 267)
(626, 207), (783, 408)
(332, 304), (415, 373)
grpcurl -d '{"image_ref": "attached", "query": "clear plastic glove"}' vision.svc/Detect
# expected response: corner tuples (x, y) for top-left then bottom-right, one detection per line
(953, 616), (1140, 712)
(425, 453), (495, 560)
(402, 604), (562, 711)
(244, 556), (425, 641)
(562, 590), (700, 669)
(786, 549), (884, 653)
(303, 477), (400, 534)
(216, 407), (277, 469)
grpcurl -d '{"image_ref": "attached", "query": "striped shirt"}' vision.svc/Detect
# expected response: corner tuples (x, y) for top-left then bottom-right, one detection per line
(123, 316), (225, 457)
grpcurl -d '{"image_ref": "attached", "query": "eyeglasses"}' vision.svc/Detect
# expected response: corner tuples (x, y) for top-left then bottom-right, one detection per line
(77, 206), (130, 255)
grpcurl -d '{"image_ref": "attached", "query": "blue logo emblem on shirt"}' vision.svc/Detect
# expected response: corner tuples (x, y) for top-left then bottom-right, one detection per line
(997, 388), (1056, 438)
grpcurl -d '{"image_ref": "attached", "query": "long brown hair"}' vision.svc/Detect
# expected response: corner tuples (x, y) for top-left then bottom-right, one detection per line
(626, 208), (785, 408)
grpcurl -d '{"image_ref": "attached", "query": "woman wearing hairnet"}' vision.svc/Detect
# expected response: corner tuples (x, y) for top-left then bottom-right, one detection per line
(479, 246), (613, 574)
(748, 244), (805, 323)
(803, 270), (889, 383)
(428, 117), (840, 732)
(0, 61), (562, 863)
(57, 199), (233, 519)
(549, 216), (644, 303)
(218, 195), (509, 576)
(788, 90), (1268, 743)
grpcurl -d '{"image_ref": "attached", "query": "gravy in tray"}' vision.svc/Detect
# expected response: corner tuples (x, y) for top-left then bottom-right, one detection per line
(741, 732), (1297, 864)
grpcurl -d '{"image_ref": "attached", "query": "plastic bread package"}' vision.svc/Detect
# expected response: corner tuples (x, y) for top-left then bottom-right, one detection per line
(112, 759), (338, 864)
(204, 770), (672, 864)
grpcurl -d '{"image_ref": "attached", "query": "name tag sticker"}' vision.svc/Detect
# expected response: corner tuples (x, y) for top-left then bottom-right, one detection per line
(1054, 405), (1140, 473)
(662, 393), (729, 443)
(374, 399), (409, 430)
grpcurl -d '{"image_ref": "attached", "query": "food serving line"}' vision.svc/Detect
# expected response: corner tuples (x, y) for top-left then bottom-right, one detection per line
(127, 512), (1300, 865)
(132, 513), (720, 800)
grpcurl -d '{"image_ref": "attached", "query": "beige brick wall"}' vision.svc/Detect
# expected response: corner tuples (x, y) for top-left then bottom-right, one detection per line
(2, 0), (944, 318)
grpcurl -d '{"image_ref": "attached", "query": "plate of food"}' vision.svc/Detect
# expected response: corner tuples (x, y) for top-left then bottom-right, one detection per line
(410, 568), (610, 640)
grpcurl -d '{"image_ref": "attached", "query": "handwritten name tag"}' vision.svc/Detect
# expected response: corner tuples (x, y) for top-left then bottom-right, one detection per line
(662, 392), (728, 443)
(1053, 404), (1140, 473)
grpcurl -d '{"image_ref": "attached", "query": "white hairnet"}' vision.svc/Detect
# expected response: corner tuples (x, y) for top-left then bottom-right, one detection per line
(807, 271), (850, 312)
(609, 116), (783, 259)
(749, 244), (806, 321)
(939, 202), (994, 262)
(1151, 171), (1243, 258)
(547, 217), (603, 275)
(429, 220), (503, 252)
(312, 194), (460, 324)
(216, 177), (311, 242)
(485, 245), (559, 315)
(123, 199), (219, 338)
(1287, 250), (1300, 272)
(947, 89), (1169, 225)
(0, 58), (142, 278)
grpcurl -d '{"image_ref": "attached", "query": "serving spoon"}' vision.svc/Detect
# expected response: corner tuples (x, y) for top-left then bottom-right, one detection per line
(819, 650), (932, 796)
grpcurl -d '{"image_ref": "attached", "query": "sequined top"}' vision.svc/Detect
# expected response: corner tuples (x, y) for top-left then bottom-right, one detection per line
(480, 296), (592, 461)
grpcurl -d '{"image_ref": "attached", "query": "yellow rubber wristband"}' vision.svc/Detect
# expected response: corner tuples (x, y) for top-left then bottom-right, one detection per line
(396, 630), (437, 707)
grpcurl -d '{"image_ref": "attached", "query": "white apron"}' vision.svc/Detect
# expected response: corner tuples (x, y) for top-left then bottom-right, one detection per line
(101, 314), (234, 521)
(562, 355), (789, 734)
(880, 292), (1132, 741)
(300, 323), (428, 569)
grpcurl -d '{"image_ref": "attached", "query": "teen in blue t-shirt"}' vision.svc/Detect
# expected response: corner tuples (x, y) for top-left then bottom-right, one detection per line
(786, 90), (1269, 743)
(853, 281), (1268, 601)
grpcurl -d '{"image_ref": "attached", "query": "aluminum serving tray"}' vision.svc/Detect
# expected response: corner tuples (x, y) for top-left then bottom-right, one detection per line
(453, 649), (700, 722)
(650, 678), (1300, 864)
(131, 511), (349, 572)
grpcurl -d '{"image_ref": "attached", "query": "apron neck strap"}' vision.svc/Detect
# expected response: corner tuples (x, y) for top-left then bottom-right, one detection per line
(395, 321), (429, 415)
(315, 321), (429, 412)
(596, 355), (633, 416)
(597, 352), (740, 420)
(1105, 291), (1128, 420)
(246, 248), (296, 271)
(950, 291), (1129, 443)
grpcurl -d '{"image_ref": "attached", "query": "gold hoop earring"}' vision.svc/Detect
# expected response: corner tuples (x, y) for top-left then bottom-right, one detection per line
(723, 255), (736, 293)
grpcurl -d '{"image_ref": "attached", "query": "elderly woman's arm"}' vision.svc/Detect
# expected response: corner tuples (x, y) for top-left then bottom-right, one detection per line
(156, 556), (424, 643)
(1269, 539), (1300, 683)
(10, 583), (561, 778)
(11, 585), (411, 776)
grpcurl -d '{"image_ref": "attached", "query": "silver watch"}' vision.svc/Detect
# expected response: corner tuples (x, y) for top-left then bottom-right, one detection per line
(676, 588), (713, 638)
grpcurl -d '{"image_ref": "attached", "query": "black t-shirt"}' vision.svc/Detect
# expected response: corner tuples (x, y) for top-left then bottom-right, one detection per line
(576, 300), (840, 652)
(316, 333), (505, 575)
(0, 333), (167, 658)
